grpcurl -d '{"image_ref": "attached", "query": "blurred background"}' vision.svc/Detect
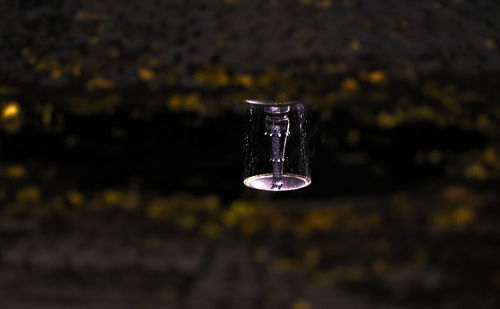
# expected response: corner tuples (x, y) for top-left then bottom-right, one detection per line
(1, 0), (500, 308)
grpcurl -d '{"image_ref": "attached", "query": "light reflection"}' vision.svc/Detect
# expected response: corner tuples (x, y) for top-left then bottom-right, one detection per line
(1, 102), (20, 119)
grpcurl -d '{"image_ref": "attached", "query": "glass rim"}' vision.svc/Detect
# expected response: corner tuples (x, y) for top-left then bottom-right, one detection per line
(245, 99), (298, 106)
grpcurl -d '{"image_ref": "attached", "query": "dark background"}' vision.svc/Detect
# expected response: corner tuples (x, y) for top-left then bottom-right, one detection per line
(1, 0), (500, 308)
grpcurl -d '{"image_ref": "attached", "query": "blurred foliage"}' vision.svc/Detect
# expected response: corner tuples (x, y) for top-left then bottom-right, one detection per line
(1, 1), (500, 306)
(1, 181), (496, 240)
(1, 175), (499, 305)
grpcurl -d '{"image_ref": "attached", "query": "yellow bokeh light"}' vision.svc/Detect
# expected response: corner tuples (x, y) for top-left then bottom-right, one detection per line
(367, 70), (388, 84)
(350, 39), (361, 51)
(377, 112), (397, 128)
(234, 74), (253, 87)
(464, 162), (487, 180)
(51, 68), (64, 78)
(453, 207), (475, 226)
(103, 189), (120, 204)
(67, 190), (85, 206)
(2, 102), (20, 119)
(316, 0), (332, 8)
(291, 299), (311, 309)
(341, 77), (359, 92)
(138, 68), (155, 81)
(86, 77), (115, 91)
(484, 39), (497, 50)
(16, 186), (41, 203)
(5, 165), (26, 179)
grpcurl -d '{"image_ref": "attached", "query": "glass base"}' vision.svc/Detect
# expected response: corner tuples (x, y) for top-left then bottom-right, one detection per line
(243, 173), (311, 191)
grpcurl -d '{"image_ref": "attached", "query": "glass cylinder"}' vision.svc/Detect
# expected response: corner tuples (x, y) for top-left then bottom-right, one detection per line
(243, 99), (311, 191)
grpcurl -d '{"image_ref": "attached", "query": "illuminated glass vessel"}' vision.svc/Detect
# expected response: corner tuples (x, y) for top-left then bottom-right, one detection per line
(243, 99), (311, 191)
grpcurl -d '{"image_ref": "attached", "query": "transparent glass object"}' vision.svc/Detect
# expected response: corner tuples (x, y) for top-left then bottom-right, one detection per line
(243, 100), (311, 191)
